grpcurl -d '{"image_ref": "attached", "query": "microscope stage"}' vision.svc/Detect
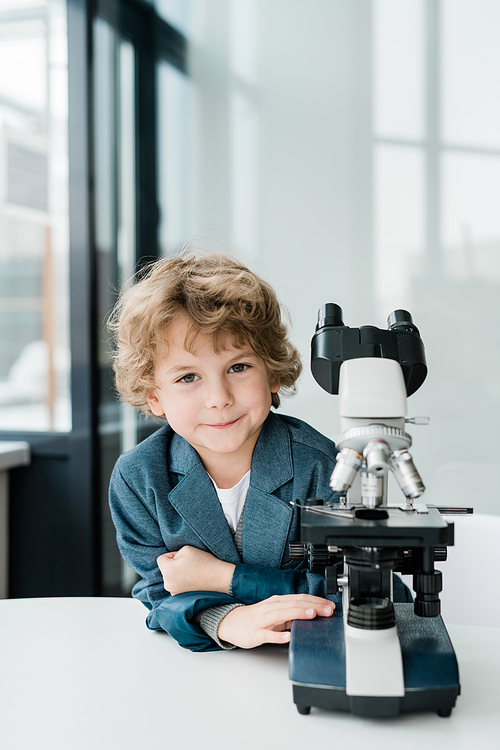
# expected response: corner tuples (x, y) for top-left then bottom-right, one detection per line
(300, 504), (454, 548)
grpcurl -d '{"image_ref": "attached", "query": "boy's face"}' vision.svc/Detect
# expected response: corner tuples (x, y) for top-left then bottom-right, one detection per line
(147, 315), (280, 476)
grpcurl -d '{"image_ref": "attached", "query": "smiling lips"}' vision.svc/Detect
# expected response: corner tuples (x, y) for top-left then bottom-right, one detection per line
(205, 417), (242, 429)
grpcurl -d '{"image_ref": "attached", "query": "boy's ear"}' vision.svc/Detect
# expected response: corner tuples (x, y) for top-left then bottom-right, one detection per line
(147, 389), (165, 417)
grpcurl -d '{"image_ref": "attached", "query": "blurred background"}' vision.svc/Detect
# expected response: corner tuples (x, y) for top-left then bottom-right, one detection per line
(1, 0), (499, 598)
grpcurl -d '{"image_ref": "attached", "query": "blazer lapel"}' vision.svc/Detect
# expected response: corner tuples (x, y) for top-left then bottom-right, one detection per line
(241, 413), (295, 568)
(167, 434), (241, 565)
(241, 487), (293, 567)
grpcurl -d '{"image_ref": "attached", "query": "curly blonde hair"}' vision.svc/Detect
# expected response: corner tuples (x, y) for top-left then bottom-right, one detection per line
(108, 252), (302, 416)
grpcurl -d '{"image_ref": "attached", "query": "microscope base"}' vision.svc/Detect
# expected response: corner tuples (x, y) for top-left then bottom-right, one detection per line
(289, 604), (460, 718)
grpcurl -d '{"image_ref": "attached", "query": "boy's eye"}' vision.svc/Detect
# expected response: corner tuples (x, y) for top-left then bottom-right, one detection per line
(229, 363), (248, 373)
(179, 373), (199, 383)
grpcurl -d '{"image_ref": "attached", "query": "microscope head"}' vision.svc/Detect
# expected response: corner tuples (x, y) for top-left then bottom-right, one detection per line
(289, 303), (458, 624)
(311, 305), (427, 508)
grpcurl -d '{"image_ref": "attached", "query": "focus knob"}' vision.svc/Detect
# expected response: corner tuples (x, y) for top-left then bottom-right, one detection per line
(288, 543), (307, 561)
(434, 547), (447, 562)
(414, 570), (442, 618)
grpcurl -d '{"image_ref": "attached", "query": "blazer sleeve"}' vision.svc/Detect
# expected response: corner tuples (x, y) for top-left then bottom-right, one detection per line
(230, 563), (327, 604)
(109, 463), (243, 652)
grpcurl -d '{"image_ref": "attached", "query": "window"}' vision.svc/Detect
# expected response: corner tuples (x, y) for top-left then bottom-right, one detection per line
(373, 0), (500, 511)
(0, 0), (70, 432)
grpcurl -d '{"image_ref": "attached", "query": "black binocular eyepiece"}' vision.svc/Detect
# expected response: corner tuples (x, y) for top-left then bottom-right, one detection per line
(311, 303), (427, 397)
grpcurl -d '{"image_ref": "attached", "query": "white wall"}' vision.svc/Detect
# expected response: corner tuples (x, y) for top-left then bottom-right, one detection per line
(180, 0), (500, 515)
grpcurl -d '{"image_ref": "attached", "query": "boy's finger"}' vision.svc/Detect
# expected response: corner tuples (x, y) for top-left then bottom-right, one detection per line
(264, 598), (335, 617)
(261, 604), (333, 629)
(270, 594), (332, 606)
(260, 629), (291, 645)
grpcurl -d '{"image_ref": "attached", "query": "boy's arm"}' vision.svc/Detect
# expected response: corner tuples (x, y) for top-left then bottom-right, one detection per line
(230, 561), (326, 603)
(109, 464), (240, 652)
(156, 545), (326, 604)
(155, 547), (324, 649)
(156, 546), (235, 595)
(109, 465), (333, 651)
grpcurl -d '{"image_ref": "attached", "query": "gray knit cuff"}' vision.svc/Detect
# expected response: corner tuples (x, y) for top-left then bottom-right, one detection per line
(193, 603), (245, 650)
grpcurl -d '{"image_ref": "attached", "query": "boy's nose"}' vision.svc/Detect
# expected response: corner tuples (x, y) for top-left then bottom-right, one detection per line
(206, 379), (234, 410)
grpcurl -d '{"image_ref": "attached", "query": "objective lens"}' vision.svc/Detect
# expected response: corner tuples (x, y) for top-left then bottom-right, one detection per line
(360, 472), (384, 509)
(390, 450), (425, 499)
(330, 448), (362, 493)
(364, 440), (390, 476)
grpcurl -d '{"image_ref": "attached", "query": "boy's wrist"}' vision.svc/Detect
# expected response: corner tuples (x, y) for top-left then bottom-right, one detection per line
(218, 561), (236, 594)
(227, 566), (235, 596)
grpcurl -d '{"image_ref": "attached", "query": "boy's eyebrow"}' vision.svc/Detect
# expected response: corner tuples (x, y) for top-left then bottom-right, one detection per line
(166, 364), (197, 375)
(165, 349), (258, 375)
(230, 348), (258, 359)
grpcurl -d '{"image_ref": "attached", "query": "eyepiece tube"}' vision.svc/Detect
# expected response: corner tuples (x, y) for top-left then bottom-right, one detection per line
(387, 309), (421, 337)
(316, 303), (344, 331)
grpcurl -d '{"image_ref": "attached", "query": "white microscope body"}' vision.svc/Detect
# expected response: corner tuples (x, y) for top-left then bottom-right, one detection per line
(289, 305), (461, 718)
(332, 357), (420, 701)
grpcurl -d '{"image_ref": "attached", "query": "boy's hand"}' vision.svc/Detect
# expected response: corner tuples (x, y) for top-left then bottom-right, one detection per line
(157, 546), (236, 596)
(217, 594), (335, 649)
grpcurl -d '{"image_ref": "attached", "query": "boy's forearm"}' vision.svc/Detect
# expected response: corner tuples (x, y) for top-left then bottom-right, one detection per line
(157, 546), (236, 595)
(230, 563), (325, 604)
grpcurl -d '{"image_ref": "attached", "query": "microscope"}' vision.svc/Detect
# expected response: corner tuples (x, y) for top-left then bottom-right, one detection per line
(289, 304), (464, 718)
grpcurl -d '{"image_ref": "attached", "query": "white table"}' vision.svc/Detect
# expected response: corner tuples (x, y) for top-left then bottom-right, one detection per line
(0, 597), (498, 750)
(0, 441), (30, 598)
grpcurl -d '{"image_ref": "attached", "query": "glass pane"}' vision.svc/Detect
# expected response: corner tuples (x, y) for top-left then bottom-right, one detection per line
(374, 144), (424, 318)
(373, 0), (424, 140)
(442, 152), (500, 281)
(94, 15), (118, 439)
(0, 0), (71, 431)
(230, 91), (260, 260)
(442, 0), (500, 148)
(229, 0), (258, 83)
(157, 61), (192, 254)
(117, 39), (138, 455)
(407, 151), (500, 509)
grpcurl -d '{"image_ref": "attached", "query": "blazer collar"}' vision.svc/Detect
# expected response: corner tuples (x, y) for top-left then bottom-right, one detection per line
(168, 412), (293, 486)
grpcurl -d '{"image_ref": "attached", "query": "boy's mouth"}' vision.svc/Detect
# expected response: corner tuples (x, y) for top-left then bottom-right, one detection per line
(205, 417), (241, 429)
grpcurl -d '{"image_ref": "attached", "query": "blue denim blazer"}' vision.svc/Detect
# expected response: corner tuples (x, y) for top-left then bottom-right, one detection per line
(109, 411), (338, 651)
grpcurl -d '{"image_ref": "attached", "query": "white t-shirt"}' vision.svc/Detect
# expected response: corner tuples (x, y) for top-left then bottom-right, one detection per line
(209, 471), (250, 531)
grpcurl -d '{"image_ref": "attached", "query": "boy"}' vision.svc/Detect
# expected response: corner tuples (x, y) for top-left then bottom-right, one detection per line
(108, 252), (338, 652)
